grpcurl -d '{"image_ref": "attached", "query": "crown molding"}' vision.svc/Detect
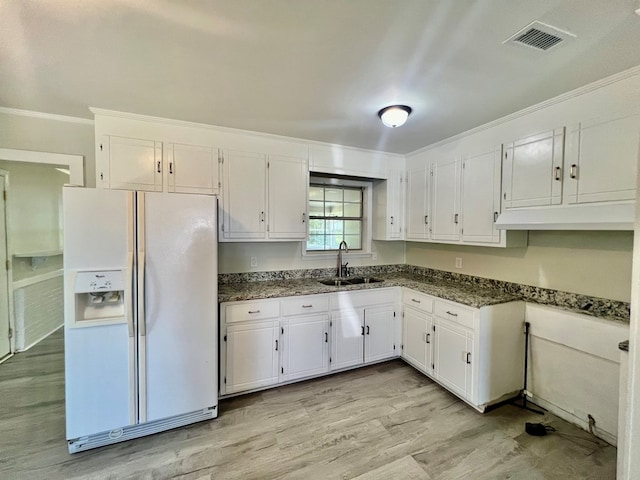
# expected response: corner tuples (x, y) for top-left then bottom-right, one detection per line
(407, 64), (640, 157)
(0, 106), (94, 125)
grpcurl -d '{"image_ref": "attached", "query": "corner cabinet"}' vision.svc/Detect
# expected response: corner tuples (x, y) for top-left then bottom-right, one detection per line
(220, 150), (308, 242)
(97, 135), (219, 195)
(401, 288), (526, 411)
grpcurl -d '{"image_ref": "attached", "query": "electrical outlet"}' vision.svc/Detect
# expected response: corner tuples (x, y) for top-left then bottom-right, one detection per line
(455, 257), (463, 269)
(250, 256), (258, 268)
(372, 252), (378, 261)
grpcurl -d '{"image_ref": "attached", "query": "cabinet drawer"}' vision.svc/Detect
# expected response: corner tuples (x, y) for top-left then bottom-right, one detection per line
(403, 289), (434, 313)
(282, 295), (329, 316)
(225, 300), (280, 323)
(434, 300), (475, 329)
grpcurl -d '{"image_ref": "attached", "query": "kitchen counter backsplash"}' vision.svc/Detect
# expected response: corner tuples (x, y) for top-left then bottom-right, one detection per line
(218, 264), (630, 323)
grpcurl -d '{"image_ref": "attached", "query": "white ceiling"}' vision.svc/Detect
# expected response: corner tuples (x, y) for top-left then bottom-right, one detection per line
(1, 1), (640, 154)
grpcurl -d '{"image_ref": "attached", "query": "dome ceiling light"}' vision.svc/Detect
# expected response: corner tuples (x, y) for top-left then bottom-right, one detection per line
(378, 105), (412, 128)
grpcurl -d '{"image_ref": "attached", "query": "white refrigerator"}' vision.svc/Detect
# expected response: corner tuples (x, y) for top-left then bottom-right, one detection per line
(63, 187), (218, 453)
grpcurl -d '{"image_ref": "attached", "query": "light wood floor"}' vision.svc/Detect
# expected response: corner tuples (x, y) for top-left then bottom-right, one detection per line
(0, 330), (617, 479)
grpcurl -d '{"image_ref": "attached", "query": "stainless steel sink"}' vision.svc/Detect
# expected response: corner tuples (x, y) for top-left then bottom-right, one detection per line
(317, 277), (383, 286)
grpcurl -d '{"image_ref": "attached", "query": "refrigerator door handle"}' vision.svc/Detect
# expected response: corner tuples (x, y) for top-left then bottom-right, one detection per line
(137, 193), (147, 338)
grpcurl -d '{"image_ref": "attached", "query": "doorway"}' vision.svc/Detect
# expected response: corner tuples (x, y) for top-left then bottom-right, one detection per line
(0, 171), (10, 362)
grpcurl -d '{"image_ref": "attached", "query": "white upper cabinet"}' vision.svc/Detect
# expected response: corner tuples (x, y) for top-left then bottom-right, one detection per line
(166, 143), (218, 195)
(405, 165), (431, 240)
(565, 111), (640, 204)
(268, 155), (308, 239)
(101, 135), (163, 192)
(221, 150), (307, 241)
(460, 146), (501, 244)
(502, 128), (565, 209)
(431, 157), (461, 241)
(222, 150), (267, 239)
(372, 170), (405, 240)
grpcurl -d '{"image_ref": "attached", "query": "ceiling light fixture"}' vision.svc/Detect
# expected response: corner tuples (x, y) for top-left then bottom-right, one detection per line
(378, 105), (412, 128)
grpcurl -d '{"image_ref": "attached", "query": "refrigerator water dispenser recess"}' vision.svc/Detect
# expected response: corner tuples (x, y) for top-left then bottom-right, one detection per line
(72, 270), (127, 326)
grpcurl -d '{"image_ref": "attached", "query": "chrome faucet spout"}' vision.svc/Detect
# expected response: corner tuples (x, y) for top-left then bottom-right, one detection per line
(337, 240), (349, 278)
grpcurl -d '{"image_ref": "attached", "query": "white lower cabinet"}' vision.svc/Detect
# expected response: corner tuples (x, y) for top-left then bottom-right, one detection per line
(281, 314), (330, 382)
(221, 289), (399, 396)
(434, 317), (474, 402)
(401, 289), (525, 411)
(225, 320), (280, 395)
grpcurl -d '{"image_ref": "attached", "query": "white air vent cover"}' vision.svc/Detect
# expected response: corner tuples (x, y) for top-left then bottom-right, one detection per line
(504, 21), (576, 51)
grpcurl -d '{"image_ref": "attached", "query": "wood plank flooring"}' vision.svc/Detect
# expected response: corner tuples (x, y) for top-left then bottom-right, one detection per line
(0, 330), (617, 479)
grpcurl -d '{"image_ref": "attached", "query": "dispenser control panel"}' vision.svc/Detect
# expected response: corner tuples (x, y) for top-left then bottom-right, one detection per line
(75, 270), (125, 293)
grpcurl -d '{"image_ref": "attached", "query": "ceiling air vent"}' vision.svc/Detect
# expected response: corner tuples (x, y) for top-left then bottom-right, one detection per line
(504, 21), (575, 52)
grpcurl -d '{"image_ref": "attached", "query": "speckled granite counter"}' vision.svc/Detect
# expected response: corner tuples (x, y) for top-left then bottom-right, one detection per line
(218, 265), (631, 323)
(218, 273), (519, 309)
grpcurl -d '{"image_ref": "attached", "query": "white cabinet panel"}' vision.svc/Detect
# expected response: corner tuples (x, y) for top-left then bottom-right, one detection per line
(431, 158), (460, 241)
(106, 136), (163, 192)
(225, 320), (279, 394)
(331, 308), (364, 370)
(565, 112), (640, 204)
(222, 150), (267, 239)
(282, 314), (329, 381)
(373, 171), (404, 240)
(461, 146), (501, 244)
(434, 317), (473, 401)
(364, 305), (396, 363)
(402, 305), (433, 374)
(503, 128), (565, 208)
(406, 166), (430, 239)
(268, 155), (308, 239)
(167, 143), (218, 195)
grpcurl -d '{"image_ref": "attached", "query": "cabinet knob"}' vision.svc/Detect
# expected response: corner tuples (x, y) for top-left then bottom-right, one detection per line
(302, 212), (306, 223)
(466, 352), (471, 364)
(570, 164), (577, 179)
(424, 215), (429, 225)
(493, 211), (499, 223)
(554, 166), (562, 181)
(157, 161), (161, 173)
(454, 213), (459, 224)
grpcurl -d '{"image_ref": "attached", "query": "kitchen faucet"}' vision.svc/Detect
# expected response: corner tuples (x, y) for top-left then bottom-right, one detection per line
(337, 240), (348, 278)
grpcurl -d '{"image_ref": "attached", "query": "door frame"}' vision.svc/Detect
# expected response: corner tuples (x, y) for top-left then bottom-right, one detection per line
(0, 148), (84, 359)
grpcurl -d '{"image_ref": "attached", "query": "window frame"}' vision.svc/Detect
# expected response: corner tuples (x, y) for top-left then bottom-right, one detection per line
(303, 176), (373, 258)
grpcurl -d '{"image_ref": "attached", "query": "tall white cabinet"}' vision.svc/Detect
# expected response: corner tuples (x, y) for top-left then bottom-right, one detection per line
(405, 165), (431, 240)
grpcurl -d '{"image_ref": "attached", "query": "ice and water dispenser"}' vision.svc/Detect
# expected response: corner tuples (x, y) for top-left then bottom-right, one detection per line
(70, 270), (127, 326)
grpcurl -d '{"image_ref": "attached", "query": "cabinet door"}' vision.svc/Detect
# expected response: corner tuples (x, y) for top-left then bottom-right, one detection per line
(167, 143), (219, 195)
(331, 309), (364, 370)
(431, 157), (460, 241)
(106, 135), (163, 192)
(364, 305), (396, 363)
(402, 305), (433, 374)
(406, 166), (430, 239)
(502, 128), (564, 208)
(281, 315), (329, 381)
(461, 146), (501, 244)
(434, 318), (473, 401)
(268, 155), (308, 239)
(225, 320), (279, 394)
(222, 150), (267, 239)
(565, 112), (639, 204)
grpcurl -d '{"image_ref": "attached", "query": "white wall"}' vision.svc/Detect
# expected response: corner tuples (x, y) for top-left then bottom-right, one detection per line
(406, 231), (633, 302)
(526, 304), (629, 445)
(0, 161), (69, 256)
(0, 111), (95, 187)
(218, 240), (405, 274)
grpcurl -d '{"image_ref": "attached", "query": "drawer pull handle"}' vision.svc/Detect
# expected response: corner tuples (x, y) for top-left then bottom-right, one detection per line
(248, 310), (261, 314)
(325, 332), (328, 343)
(445, 311), (458, 317)
(302, 304), (313, 308)
(466, 352), (471, 364)
(411, 299), (421, 303)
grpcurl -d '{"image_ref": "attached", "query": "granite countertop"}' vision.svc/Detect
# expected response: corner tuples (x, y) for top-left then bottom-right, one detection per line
(218, 273), (520, 309)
